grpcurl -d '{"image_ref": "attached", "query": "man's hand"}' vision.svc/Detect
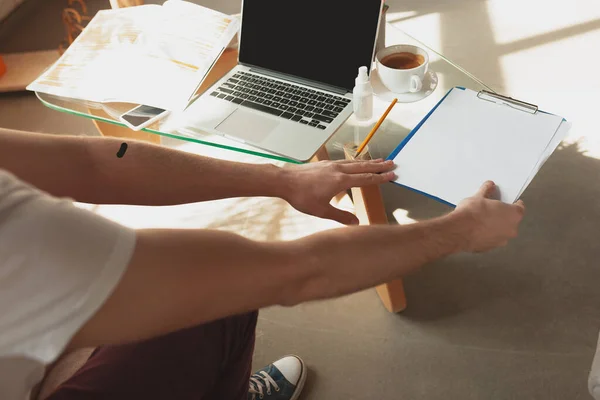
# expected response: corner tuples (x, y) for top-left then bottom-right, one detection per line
(280, 159), (396, 225)
(452, 181), (525, 253)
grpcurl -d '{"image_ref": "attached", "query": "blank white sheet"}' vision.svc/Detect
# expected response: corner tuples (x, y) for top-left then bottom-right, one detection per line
(390, 88), (565, 206)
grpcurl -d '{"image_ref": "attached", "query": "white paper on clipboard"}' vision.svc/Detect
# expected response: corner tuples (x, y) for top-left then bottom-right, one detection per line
(388, 87), (569, 206)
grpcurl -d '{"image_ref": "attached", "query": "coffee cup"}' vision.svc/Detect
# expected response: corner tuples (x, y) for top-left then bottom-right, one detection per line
(376, 45), (429, 94)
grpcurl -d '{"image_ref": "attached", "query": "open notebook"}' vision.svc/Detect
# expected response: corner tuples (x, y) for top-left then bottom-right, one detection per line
(27, 1), (240, 111)
(386, 87), (571, 207)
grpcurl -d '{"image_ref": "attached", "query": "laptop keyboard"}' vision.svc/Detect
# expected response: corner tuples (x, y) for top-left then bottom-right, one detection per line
(210, 71), (351, 130)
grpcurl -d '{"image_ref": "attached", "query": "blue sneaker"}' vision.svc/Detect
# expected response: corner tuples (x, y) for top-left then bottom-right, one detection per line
(248, 355), (307, 400)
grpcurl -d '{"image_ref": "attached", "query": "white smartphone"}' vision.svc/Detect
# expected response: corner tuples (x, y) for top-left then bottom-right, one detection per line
(119, 105), (170, 131)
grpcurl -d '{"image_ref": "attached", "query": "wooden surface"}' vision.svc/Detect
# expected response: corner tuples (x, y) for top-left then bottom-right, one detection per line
(375, 279), (407, 313)
(351, 182), (407, 313)
(344, 146), (407, 313)
(0, 50), (60, 93)
(311, 146), (331, 163)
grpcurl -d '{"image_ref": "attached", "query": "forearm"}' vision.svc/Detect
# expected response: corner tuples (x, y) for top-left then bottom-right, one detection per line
(0, 129), (288, 205)
(287, 213), (468, 303)
(83, 137), (289, 205)
(72, 213), (468, 348)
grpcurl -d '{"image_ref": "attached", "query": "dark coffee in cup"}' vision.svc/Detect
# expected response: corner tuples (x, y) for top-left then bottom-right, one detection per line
(376, 45), (429, 93)
(381, 52), (425, 70)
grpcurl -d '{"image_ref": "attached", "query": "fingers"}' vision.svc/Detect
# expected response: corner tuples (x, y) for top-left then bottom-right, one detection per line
(322, 205), (359, 225)
(475, 181), (496, 199)
(348, 171), (396, 187)
(505, 200), (525, 224)
(506, 200), (525, 240)
(333, 160), (397, 188)
(337, 159), (395, 174)
(514, 199), (525, 215)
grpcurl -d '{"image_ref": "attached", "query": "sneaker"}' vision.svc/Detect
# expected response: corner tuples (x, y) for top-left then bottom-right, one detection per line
(248, 355), (307, 400)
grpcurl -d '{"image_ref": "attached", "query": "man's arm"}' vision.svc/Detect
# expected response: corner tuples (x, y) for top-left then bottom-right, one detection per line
(71, 182), (525, 348)
(0, 129), (394, 213)
(0, 128), (290, 203)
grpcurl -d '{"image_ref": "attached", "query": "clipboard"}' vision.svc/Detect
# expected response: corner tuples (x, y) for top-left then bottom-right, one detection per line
(386, 87), (570, 207)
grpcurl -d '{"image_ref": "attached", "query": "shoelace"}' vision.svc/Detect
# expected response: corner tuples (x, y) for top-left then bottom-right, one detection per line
(249, 371), (280, 399)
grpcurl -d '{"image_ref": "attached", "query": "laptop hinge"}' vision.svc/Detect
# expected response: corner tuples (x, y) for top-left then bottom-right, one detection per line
(243, 64), (349, 95)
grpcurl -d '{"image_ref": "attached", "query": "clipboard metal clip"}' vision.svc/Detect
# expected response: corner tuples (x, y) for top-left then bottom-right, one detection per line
(477, 90), (538, 114)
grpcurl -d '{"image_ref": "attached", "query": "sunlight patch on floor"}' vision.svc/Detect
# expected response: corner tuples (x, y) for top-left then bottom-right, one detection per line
(82, 188), (351, 243)
(393, 208), (417, 225)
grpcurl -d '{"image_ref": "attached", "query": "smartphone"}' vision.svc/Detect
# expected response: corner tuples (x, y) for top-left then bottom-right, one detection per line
(119, 105), (170, 131)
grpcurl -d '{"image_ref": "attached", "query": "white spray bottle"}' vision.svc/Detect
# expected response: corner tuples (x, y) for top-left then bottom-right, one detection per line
(352, 66), (373, 122)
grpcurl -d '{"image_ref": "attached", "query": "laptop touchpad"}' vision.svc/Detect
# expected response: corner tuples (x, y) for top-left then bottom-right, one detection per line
(216, 109), (279, 143)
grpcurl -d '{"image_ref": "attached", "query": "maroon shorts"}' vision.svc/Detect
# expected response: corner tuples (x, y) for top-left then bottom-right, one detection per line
(47, 311), (258, 400)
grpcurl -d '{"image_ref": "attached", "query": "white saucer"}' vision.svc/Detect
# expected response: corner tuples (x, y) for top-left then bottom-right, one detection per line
(371, 68), (438, 103)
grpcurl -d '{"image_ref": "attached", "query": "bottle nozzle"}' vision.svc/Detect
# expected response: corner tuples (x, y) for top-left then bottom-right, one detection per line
(356, 66), (369, 85)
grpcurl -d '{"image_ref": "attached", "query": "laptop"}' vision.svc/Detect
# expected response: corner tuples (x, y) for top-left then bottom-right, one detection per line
(190, 0), (384, 162)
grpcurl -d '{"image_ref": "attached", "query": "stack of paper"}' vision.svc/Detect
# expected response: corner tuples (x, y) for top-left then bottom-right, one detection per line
(27, 1), (240, 111)
(387, 87), (571, 206)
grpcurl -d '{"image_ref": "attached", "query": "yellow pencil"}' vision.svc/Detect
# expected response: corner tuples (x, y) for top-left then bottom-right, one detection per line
(355, 98), (398, 157)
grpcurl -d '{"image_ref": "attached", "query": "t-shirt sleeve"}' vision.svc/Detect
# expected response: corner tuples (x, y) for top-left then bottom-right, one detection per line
(0, 170), (136, 364)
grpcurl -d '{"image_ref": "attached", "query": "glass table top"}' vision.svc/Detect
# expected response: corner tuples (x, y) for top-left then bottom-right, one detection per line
(36, 23), (493, 164)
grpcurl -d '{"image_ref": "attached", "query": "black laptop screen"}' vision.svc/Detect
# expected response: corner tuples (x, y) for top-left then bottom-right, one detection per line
(238, 0), (383, 92)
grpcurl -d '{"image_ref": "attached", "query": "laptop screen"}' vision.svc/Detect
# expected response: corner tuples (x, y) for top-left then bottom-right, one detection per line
(238, 0), (383, 92)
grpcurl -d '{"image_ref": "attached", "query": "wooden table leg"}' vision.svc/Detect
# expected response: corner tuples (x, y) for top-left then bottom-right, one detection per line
(350, 182), (407, 313)
(311, 145), (331, 162)
(314, 144), (407, 313)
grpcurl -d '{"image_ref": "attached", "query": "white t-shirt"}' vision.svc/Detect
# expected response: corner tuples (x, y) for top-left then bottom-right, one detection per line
(0, 170), (136, 400)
